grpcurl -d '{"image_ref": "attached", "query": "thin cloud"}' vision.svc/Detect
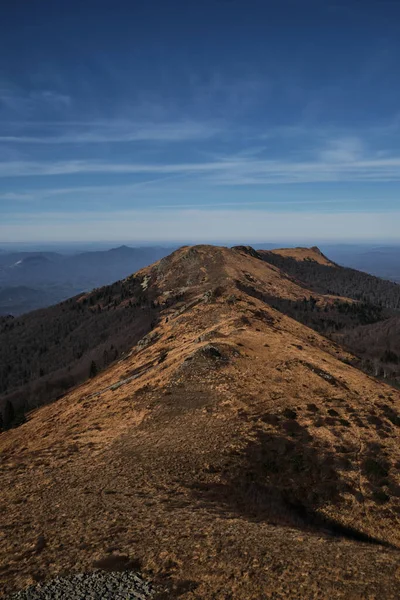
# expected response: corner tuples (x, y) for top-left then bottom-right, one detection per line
(0, 192), (35, 201)
(0, 120), (221, 144)
(319, 137), (364, 163)
(1, 155), (400, 184)
(0, 85), (72, 116)
(0, 159), (234, 177)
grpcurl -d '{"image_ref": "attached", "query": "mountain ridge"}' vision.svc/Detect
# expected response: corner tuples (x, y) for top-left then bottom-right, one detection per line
(268, 245), (336, 266)
(1, 244), (400, 598)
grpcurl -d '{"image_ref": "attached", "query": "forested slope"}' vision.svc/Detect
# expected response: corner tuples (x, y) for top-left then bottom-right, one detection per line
(258, 249), (400, 309)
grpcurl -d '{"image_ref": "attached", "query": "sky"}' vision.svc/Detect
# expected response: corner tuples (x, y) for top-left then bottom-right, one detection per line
(0, 0), (400, 244)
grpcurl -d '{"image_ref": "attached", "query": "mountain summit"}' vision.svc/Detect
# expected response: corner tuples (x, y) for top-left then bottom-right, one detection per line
(1, 245), (400, 598)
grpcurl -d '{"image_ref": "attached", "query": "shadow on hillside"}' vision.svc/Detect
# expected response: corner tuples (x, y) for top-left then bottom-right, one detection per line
(188, 419), (393, 547)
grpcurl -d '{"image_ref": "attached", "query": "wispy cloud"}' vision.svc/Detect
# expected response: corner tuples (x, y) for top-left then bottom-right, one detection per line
(0, 119), (221, 144)
(0, 84), (71, 116)
(0, 158), (227, 177)
(318, 137), (364, 163)
(1, 154), (400, 184)
(0, 191), (35, 201)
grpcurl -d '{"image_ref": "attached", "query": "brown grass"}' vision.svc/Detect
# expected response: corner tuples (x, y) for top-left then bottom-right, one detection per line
(1, 245), (400, 599)
(268, 246), (335, 266)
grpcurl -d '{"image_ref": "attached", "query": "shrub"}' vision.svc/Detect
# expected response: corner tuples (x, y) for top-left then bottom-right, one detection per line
(89, 360), (98, 378)
(2, 400), (15, 428)
(363, 457), (389, 479)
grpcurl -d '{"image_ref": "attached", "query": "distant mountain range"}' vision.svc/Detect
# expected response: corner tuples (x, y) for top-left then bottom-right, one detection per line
(320, 245), (400, 283)
(0, 245), (174, 315)
(1, 243), (399, 316)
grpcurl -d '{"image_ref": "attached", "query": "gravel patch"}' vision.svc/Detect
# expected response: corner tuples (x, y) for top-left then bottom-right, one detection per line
(8, 571), (158, 600)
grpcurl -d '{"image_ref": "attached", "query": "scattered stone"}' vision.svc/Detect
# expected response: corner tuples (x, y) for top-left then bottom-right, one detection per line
(137, 331), (159, 349)
(8, 571), (158, 600)
(301, 361), (344, 388)
(140, 275), (150, 290)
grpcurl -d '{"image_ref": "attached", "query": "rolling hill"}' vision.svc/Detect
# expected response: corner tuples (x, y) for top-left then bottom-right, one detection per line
(0, 245), (173, 316)
(258, 246), (400, 385)
(1, 245), (400, 598)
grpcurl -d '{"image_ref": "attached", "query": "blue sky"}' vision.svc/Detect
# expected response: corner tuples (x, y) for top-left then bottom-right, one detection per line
(0, 0), (400, 243)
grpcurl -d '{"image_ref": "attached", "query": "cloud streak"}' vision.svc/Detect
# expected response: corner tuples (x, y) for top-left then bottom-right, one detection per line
(0, 85), (72, 117)
(1, 155), (400, 184)
(0, 120), (221, 144)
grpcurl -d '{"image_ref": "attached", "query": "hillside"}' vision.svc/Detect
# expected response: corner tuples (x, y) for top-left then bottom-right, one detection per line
(0, 275), (160, 415)
(338, 315), (400, 379)
(0, 245), (338, 422)
(269, 246), (336, 266)
(0, 286), (58, 316)
(1, 245), (400, 598)
(257, 246), (400, 385)
(258, 247), (400, 308)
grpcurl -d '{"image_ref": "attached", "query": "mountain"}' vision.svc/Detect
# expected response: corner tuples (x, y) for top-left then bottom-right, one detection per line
(268, 245), (336, 266)
(0, 252), (63, 268)
(1, 245), (400, 598)
(258, 246), (400, 308)
(0, 246), (173, 315)
(257, 246), (400, 385)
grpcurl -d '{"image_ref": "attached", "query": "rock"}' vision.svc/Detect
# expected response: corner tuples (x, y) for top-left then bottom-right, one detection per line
(137, 331), (159, 348)
(202, 344), (223, 359)
(8, 571), (156, 599)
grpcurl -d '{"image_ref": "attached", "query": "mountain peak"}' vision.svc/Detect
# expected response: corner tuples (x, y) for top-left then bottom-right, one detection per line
(231, 245), (262, 259)
(263, 245), (335, 266)
(108, 244), (133, 252)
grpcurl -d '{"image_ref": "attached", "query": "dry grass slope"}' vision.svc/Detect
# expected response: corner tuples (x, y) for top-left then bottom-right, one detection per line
(268, 246), (336, 266)
(1, 245), (400, 599)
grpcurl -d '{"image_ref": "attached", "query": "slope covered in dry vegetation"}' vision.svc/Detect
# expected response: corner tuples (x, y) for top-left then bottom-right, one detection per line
(258, 246), (400, 385)
(1, 245), (400, 599)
